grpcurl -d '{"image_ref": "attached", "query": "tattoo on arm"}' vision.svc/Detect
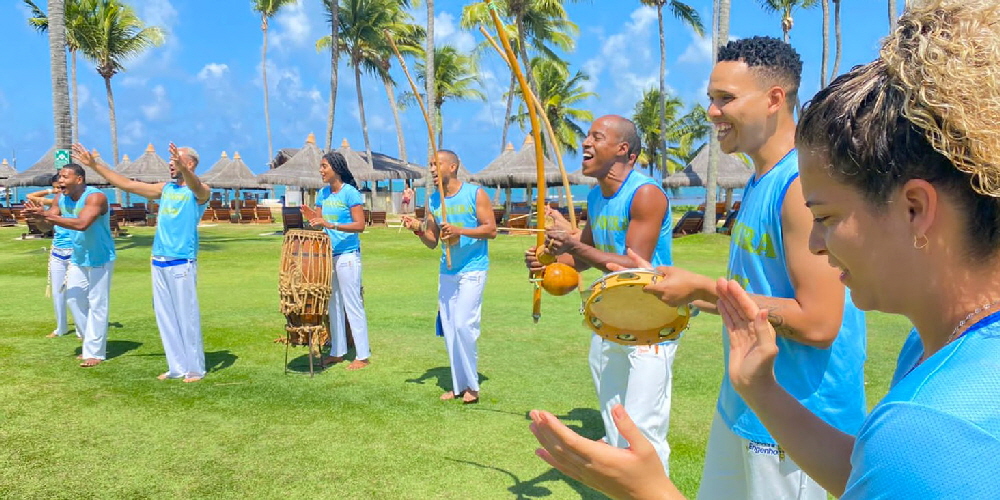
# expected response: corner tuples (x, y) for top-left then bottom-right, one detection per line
(767, 309), (796, 338)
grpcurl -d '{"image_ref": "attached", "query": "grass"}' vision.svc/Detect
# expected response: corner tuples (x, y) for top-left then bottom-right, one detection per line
(0, 224), (911, 499)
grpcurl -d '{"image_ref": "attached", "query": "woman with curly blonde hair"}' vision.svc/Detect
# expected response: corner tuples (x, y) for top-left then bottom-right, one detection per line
(527, 1), (1000, 498)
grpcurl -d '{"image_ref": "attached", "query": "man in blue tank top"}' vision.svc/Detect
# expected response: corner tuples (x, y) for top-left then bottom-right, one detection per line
(525, 115), (678, 473)
(74, 143), (211, 382)
(623, 38), (866, 499)
(27, 174), (76, 339)
(25, 164), (116, 368)
(402, 150), (496, 404)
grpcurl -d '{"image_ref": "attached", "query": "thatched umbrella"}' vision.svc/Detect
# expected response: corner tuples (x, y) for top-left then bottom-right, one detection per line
(663, 142), (753, 211)
(117, 144), (172, 183)
(0, 159), (16, 186)
(256, 133), (325, 190)
(9, 147), (115, 187)
(202, 151), (262, 209)
(268, 147), (300, 170)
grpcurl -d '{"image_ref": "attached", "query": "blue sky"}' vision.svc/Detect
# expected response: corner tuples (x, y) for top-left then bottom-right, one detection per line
(0, 0), (902, 177)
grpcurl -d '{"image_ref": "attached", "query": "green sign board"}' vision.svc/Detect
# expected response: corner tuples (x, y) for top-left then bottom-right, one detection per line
(54, 149), (71, 169)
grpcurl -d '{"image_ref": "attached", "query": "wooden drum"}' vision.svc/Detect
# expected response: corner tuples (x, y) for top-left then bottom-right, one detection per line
(278, 229), (333, 354)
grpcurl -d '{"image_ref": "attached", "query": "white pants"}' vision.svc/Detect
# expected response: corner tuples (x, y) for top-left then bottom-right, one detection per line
(589, 335), (677, 473)
(438, 271), (486, 393)
(49, 248), (73, 336)
(66, 261), (114, 360)
(152, 259), (205, 378)
(696, 411), (827, 500)
(328, 252), (370, 360)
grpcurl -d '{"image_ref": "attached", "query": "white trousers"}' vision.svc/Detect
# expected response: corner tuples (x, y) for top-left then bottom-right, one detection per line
(152, 260), (205, 378)
(438, 271), (486, 393)
(696, 411), (827, 500)
(66, 261), (114, 360)
(328, 252), (370, 360)
(588, 335), (677, 473)
(49, 248), (72, 336)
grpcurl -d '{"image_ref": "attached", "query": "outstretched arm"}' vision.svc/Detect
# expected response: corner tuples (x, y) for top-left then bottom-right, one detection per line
(29, 191), (108, 231)
(72, 143), (164, 200)
(169, 143), (210, 204)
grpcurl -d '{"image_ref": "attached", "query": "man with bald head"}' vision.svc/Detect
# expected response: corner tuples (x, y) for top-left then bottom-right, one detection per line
(525, 115), (678, 472)
(74, 142), (211, 382)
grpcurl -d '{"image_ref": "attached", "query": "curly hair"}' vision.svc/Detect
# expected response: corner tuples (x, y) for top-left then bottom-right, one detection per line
(797, 0), (1000, 259)
(718, 36), (803, 108)
(322, 151), (357, 189)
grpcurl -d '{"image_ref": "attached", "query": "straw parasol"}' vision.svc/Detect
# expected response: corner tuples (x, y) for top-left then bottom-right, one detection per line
(117, 144), (172, 183)
(202, 151), (260, 189)
(0, 159), (17, 186)
(662, 142), (753, 190)
(470, 136), (590, 187)
(256, 133), (325, 189)
(8, 147), (115, 187)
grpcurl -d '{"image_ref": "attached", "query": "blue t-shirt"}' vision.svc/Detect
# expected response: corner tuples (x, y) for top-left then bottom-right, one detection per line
(720, 149), (867, 444)
(586, 169), (673, 267)
(51, 194), (74, 250)
(430, 182), (489, 275)
(59, 186), (115, 267)
(316, 184), (363, 255)
(152, 182), (206, 260)
(842, 313), (1000, 498)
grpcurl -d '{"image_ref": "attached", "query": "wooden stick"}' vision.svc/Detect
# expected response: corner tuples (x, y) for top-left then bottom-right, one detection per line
(385, 32), (451, 269)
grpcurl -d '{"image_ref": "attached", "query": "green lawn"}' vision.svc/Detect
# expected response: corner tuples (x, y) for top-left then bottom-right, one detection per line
(0, 224), (911, 499)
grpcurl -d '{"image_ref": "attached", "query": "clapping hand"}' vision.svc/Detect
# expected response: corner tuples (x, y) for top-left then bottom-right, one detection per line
(716, 277), (779, 394)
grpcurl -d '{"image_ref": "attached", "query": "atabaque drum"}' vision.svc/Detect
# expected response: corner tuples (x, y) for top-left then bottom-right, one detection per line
(583, 269), (691, 345)
(278, 229), (333, 353)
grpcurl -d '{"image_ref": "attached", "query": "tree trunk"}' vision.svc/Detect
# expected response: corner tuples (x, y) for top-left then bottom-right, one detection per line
(48, 0), (71, 152)
(262, 17), (274, 163)
(326, 0), (340, 151)
(354, 60), (374, 172)
(71, 50), (79, 145)
(704, 0), (730, 234)
(657, 3), (667, 180)
(437, 104), (444, 148)
(104, 75), (119, 165)
(821, 0), (829, 87)
(384, 78), (408, 165)
(500, 74), (515, 152)
(832, 0), (842, 78)
(425, 0), (435, 208)
(888, 0), (897, 33)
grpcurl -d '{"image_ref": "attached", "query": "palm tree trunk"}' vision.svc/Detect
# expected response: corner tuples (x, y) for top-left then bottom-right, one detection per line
(354, 61), (373, 172)
(437, 105), (444, 148)
(704, 0), (730, 234)
(888, 0), (896, 32)
(383, 78), (408, 165)
(104, 75), (119, 165)
(425, 0), (436, 209)
(71, 50), (79, 145)
(500, 74), (515, 152)
(48, 0), (71, 151)
(832, 0), (842, 78)
(821, 0), (829, 87)
(657, 3), (667, 180)
(325, 0), (340, 151)
(262, 17), (274, 163)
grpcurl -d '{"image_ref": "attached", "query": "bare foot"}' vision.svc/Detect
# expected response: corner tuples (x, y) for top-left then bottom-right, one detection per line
(462, 390), (480, 405)
(79, 358), (102, 367)
(46, 330), (60, 338)
(157, 372), (176, 380)
(440, 391), (458, 401)
(322, 356), (344, 367)
(182, 376), (203, 383)
(346, 359), (369, 371)
(76, 354), (83, 360)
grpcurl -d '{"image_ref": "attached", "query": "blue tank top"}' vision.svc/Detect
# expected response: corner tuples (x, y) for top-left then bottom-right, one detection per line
(316, 184), (363, 255)
(59, 186), (115, 267)
(720, 149), (867, 443)
(586, 170), (673, 266)
(430, 182), (489, 274)
(152, 182), (206, 259)
(51, 194), (74, 249)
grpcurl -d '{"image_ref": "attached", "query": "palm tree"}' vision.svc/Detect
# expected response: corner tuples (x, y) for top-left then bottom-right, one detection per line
(638, 0), (703, 177)
(511, 58), (594, 154)
(821, 0), (829, 87)
(705, 0), (730, 233)
(757, 0), (818, 43)
(252, 0), (296, 164)
(831, 0), (842, 78)
(888, 0), (896, 32)
(321, 0), (341, 151)
(46, 0), (72, 153)
(25, 0), (95, 145)
(426, 0), (435, 164)
(632, 89), (709, 175)
(405, 46), (485, 147)
(76, 0), (163, 164)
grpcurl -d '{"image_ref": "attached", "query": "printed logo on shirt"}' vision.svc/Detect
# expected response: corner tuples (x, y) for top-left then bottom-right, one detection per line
(591, 215), (627, 232)
(747, 441), (785, 461)
(731, 221), (777, 258)
(432, 204), (476, 218)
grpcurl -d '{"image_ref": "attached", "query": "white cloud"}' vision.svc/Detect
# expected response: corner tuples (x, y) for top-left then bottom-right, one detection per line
(141, 85), (169, 121)
(582, 6), (659, 94)
(270, 0), (314, 50)
(119, 120), (146, 146)
(678, 33), (713, 65)
(129, 0), (179, 70)
(434, 12), (476, 53)
(197, 63), (230, 82)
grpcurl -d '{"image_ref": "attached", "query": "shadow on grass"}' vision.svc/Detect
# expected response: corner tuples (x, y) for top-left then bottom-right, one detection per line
(206, 350), (237, 373)
(547, 407), (604, 441)
(405, 366), (490, 392)
(448, 458), (605, 499)
(73, 340), (142, 360)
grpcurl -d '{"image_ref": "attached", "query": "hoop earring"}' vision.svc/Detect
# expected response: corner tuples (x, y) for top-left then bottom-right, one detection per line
(913, 234), (928, 249)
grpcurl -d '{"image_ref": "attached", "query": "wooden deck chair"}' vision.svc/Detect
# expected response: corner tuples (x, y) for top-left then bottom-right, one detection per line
(110, 212), (129, 238)
(370, 210), (387, 226)
(201, 208), (215, 222)
(21, 218), (52, 239)
(0, 208), (16, 227)
(415, 206), (425, 219)
(255, 207), (273, 223)
(209, 200), (223, 209)
(11, 207), (26, 223)
(672, 210), (704, 238)
(214, 208), (233, 223)
(244, 199), (258, 208)
(281, 207), (304, 233)
(239, 207), (256, 224)
(492, 208), (505, 225)
(718, 210), (739, 235)
(363, 209), (372, 226)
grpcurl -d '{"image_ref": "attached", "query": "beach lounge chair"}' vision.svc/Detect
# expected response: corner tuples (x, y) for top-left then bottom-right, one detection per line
(282, 207), (304, 233)
(239, 208), (256, 224)
(0, 208), (16, 227)
(255, 207), (273, 223)
(672, 210), (704, 238)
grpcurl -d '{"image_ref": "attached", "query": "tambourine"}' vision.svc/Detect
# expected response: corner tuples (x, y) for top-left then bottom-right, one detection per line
(582, 269), (691, 345)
